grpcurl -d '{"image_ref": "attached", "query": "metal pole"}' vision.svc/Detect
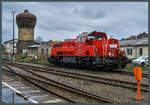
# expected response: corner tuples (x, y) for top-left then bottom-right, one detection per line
(11, 11), (16, 62)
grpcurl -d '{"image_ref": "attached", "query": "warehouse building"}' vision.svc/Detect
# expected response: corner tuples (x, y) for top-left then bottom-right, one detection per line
(119, 38), (148, 59)
(4, 39), (18, 54)
(23, 45), (51, 57)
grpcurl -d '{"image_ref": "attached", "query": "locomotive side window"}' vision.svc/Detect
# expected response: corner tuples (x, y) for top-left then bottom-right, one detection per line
(95, 35), (102, 40)
(87, 35), (103, 40)
(88, 36), (95, 40)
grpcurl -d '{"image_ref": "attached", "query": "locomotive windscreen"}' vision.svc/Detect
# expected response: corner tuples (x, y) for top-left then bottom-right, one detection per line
(87, 34), (106, 40)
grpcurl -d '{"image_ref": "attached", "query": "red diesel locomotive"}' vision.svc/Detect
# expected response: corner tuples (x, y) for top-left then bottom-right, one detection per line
(48, 31), (129, 69)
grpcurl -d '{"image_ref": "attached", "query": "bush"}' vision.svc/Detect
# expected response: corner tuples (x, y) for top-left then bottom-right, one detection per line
(15, 55), (48, 63)
(24, 57), (34, 61)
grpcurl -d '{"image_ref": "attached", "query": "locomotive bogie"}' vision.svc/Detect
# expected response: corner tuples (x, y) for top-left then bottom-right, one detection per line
(48, 55), (128, 69)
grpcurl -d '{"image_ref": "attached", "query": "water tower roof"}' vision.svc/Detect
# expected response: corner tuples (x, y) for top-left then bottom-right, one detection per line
(16, 10), (36, 28)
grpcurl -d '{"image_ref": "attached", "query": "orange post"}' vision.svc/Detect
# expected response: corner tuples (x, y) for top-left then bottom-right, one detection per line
(133, 67), (142, 100)
(137, 80), (141, 99)
(133, 67), (138, 80)
(137, 68), (142, 80)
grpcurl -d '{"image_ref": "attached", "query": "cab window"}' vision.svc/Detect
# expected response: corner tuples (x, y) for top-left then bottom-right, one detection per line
(77, 37), (81, 42)
(80, 37), (84, 42)
(95, 35), (102, 40)
(77, 36), (84, 42)
(87, 35), (103, 40)
(88, 35), (95, 39)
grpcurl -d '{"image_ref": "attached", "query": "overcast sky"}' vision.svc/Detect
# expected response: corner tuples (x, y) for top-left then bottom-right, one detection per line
(2, 2), (148, 43)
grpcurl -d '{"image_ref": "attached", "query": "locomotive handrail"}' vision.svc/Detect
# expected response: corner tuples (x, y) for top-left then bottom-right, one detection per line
(104, 48), (120, 51)
(103, 48), (121, 57)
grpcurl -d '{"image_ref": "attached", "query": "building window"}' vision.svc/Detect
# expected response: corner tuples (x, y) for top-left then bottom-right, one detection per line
(139, 48), (143, 56)
(42, 48), (44, 54)
(127, 48), (132, 55)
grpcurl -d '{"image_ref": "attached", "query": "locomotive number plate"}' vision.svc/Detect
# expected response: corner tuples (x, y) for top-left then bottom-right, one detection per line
(110, 44), (117, 48)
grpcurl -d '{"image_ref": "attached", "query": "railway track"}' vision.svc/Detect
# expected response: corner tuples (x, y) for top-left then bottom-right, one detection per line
(3, 63), (119, 103)
(12, 60), (149, 78)
(3, 59), (148, 78)
(4, 62), (148, 92)
(2, 68), (76, 103)
(104, 70), (148, 78)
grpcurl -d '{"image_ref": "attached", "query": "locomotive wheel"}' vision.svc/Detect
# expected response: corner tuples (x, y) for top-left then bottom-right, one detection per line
(76, 64), (81, 68)
(97, 67), (105, 71)
(82, 63), (86, 69)
(104, 66), (110, 70)
(118, 65), (122, 70)
(116, 64), (126, 69)
(121, 65), (127, 69)
(72, 64), (77, 68)
(105, 66), (116, 71)
(63, 63), (68, 67)
(91, 65), (97, 70)
(54, 62), (60, 66)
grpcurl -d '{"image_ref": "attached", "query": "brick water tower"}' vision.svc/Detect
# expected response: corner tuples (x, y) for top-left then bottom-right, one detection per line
(16, 10), (37, 54)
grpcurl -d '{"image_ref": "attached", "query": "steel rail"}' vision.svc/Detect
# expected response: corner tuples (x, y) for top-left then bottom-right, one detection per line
(112, 71), (148, 78)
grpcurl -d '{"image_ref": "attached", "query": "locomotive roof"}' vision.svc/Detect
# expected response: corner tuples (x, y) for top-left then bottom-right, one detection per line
(78, 33), (88, 37)
(78, 31), (107, 37)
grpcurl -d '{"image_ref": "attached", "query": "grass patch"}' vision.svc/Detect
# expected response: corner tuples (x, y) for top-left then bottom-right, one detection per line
(126, 63), (148, 72)
(15, 56), (48, 63)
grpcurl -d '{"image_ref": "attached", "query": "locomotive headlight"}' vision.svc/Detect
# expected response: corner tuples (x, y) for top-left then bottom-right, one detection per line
(110, 44), (117, 48)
